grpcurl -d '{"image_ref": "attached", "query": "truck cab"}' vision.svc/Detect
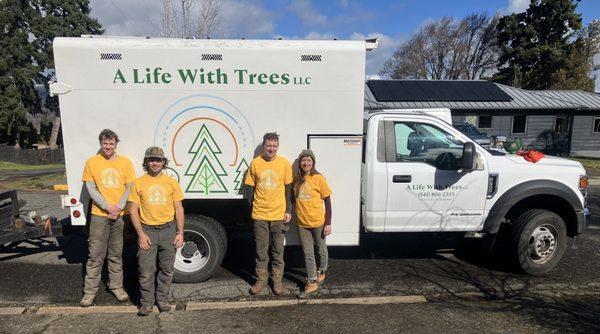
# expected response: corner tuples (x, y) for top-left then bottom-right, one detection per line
(362, 110), (590, 274)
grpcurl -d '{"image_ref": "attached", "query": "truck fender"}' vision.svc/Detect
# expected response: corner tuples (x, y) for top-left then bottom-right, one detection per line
(482, 180), (582, 235)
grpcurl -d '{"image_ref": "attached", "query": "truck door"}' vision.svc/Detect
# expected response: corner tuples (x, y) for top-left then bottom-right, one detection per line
(383, 118), (488, 232)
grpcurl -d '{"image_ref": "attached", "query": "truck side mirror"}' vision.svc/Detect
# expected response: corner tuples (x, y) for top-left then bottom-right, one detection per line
(461, 142), (476, 170)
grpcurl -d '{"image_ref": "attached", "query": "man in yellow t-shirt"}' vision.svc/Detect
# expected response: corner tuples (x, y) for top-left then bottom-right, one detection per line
(128, 146), (185, 316)
(80, 129), (135, 307)
(244, 132), (293, 296)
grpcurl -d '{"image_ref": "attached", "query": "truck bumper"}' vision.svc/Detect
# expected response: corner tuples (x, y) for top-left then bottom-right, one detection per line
(577, 208), (590, 234)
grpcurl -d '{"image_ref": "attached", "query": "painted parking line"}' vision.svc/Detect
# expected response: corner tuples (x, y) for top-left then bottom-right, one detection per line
(186, 299), (298, 310)
(36, 305), (172, 314)
(304, 295), (427, 305)
(9, 295), (427, 315)
(0, 307), (25, 315)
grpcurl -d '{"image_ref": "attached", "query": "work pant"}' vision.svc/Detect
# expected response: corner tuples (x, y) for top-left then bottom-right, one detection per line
(83, 214), (125, 295)
(298, 225), (328, 281)
(138, 222), (177, 307)
(253, 220), (288, 276)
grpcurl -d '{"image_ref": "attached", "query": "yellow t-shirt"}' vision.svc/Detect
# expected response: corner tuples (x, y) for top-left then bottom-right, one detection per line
(82, 154), (135, 217)
(128, 173), (184, 225)
(295, 174), (332, 228)
(244, 155), (293, 221)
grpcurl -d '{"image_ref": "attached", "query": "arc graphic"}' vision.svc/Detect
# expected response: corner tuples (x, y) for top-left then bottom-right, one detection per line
(153, 94), (255, 198)
(171, 117), (238, 167)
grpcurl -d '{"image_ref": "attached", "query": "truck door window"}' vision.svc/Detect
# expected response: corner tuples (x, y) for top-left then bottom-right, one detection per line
(394, 122), (464, 169)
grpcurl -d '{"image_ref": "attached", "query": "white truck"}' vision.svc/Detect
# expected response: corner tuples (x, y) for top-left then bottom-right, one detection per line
(51, 36), (590, 282)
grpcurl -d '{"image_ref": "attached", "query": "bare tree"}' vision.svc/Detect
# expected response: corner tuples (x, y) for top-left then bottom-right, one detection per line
(380, 13), (499, 80)
(159, 0), (222, 39)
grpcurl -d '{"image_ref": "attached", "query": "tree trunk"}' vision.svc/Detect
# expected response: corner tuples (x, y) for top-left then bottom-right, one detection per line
(49, 116), (60, 149)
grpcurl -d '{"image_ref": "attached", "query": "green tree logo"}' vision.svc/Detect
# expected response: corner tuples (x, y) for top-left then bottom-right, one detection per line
(233, 158), (249, 193)
(185, 124), (228, 194)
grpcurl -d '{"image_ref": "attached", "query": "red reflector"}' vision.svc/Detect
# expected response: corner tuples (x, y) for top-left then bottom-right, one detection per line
(73, 210), (81, 218)
(70, 198), (77, 205)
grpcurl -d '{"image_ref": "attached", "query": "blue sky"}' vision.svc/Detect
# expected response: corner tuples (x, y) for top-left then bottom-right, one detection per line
(90, 0), (600, 86)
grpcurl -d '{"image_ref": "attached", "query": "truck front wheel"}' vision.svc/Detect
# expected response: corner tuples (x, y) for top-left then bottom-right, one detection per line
(511, 209), (567, 275)
(173, 215), (227, 283)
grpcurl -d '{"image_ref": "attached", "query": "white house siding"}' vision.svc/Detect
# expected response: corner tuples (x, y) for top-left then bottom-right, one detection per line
(570, 115), (600, 157)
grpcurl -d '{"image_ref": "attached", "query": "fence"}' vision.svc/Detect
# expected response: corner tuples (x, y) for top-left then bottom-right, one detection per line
(0, 144), (64, 165)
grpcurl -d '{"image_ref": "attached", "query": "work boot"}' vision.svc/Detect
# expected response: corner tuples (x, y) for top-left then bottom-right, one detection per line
(79, 294), (95, 308)
(317, 271), (326, 285)
(137, 306), (153, 316)
(249, 269), (268, 295)
(298, 280), (319, 298)
(271, 270), (284, 296)
(111, 288), (129, 302)
(157, 302), (171, 313)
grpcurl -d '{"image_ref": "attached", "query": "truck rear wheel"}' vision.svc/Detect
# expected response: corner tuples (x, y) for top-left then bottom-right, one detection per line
(173, 215), (227, 283)
(511, 209), (567, 275)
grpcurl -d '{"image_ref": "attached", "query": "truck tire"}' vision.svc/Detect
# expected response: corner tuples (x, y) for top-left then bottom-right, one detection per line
(173, 215), (227, 283)
(511, 209), (567, 275)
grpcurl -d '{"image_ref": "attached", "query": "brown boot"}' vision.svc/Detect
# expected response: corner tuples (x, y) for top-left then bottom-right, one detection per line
(271, 270), (285, 296)
(298, 280), (319, 298)
(249, 269), (268, 295)
(317, 271), (326, 285)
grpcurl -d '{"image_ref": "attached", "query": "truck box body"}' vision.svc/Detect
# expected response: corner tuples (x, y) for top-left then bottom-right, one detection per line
(53, 37), (368, 245)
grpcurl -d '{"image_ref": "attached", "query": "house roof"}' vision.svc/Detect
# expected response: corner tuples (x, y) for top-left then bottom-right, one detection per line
(530, 90), (600, 110)
(364, 80), (600, 112)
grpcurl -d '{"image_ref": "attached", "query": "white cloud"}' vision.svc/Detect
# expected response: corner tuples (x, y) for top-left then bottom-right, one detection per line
(89, 0), (276, 38)
(89, 0), (160, 36)
(507, 0), (529, 13)
(219, 1), (276, 38)
(350, 32), (404, 77)
(287, 0), (327, 27)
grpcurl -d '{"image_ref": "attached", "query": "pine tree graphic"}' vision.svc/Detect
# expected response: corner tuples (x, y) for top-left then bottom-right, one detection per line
(233, 158), (249, 193)
(185, 124), (228, 194)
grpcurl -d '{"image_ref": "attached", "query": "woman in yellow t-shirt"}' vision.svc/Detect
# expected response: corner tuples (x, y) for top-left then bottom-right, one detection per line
(294, 149), (332, 298)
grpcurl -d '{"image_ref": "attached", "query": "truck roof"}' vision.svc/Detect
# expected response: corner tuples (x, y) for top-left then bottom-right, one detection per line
(55, 36), (378, 51)
(365, 108), (452, 124)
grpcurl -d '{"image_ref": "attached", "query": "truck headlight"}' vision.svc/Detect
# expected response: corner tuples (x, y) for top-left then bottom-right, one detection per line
(580, 175), (588, 206)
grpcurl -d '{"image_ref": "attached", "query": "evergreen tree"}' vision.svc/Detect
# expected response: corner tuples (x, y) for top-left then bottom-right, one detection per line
(0, 0), (102, 147)
(494, 0), (587, 90)
(0, 1), (40, 147)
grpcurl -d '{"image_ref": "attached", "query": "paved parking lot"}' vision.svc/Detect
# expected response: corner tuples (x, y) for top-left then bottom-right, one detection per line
(0, 186), (598, 308)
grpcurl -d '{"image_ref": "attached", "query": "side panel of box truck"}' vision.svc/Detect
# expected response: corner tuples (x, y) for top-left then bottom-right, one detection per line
(53, 37), (367, 246)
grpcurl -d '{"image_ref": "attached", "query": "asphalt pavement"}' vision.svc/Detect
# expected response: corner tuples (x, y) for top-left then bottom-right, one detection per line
(0, 186), (599, 333)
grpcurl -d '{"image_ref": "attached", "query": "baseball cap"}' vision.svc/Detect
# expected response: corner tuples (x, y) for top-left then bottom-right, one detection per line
(144, 146), (165, 159)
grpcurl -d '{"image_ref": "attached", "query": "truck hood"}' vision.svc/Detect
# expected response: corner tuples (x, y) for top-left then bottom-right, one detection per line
(503, 154), (584, 169)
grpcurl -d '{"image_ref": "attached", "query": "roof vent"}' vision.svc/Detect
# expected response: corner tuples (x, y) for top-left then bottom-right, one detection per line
(301, 55), (322, 62)
(100, 53), (122, 60)
(202, 54), (223, 61)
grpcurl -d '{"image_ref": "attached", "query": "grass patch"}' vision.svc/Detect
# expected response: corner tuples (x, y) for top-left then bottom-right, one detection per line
(0, 172), (66, 190)
(571, 157), (600, 177)
(571, 157), (600, 169)
(0, 161), (65, 171)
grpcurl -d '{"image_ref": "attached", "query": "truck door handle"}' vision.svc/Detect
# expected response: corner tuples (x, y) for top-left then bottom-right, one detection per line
(393, 175), (412, 183)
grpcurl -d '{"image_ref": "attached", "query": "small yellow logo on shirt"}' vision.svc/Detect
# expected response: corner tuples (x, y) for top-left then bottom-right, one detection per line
(259, 169), (278, 190)
(297, 182), (312, 201)
(147, 185), (168, 205)
(100, 168), (121, 188)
